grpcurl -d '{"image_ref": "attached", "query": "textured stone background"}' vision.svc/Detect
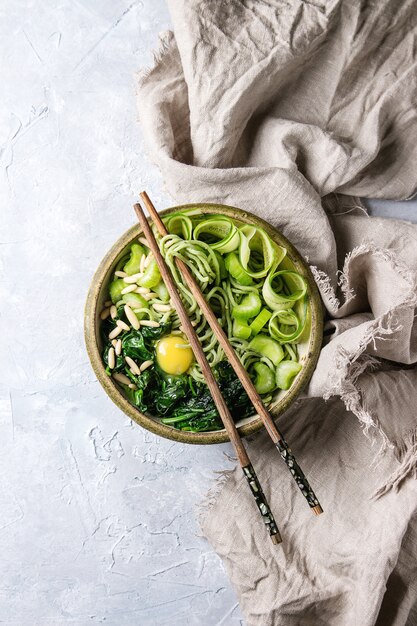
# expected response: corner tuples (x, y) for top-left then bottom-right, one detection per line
(1, 1), (416, 624)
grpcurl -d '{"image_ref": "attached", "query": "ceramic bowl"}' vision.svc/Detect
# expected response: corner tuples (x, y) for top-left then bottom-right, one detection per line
(84, 203), (323, 444)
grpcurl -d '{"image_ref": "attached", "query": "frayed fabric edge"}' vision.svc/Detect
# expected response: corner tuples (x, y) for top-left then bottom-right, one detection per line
(311, 241), (417, 313)
(310, 265), (340, 313)
(196, 468), (235, 536)
(320, 243), (417, 497)
(136, 30), (176, 89)
(338, 242), (416, 306)
(373, 430), (417, 499)
(323, 327), (395, 452)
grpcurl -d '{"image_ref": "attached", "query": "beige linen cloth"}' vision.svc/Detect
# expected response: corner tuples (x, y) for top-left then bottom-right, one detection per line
(136, 1), (417, 624)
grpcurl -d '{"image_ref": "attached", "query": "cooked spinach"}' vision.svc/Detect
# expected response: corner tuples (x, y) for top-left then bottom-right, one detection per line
(154, 375), (188, 414)
(159, 362), (253, 432)
(122, 331), (153, 362)
(140, 323), (171, 343)
(103, 322), (253, 432)
(216, 361), (253, 422)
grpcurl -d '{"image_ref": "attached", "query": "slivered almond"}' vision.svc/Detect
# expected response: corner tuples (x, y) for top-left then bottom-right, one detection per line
(109, 326), (122, 339)
(140, 360), (153, 372)
(125, 356), (141, 375)
(108, 347), (115, 369)
(112, 372), (131, 385)
(123, 272), (143, 284)
(121, 284), (137, 295)
(153, 303), (171, 312)
(139, 320), (160, 328)
(124, 305), (140, 330)
(116, 320), (130, 331)
(100, 308), (110, 320)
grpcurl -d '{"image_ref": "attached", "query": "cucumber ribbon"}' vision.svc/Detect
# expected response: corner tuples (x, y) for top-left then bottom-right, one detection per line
(189, 216), (286, 286)
(193, 216), (240, 254)
(262, 270), (307, 311)
(238, 225), (286, 279)
(268, 297), (307, 343)
(164, 214), (193, 240)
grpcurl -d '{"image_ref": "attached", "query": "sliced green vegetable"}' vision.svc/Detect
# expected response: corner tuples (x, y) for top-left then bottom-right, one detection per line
(269, 298), (307, 343)
(248, 335), (284, 366)
(123, 243), (145, 275)
(122, 292), (149, 310)
(253, 362), (276, 394)
(165, 214), (194, 239)
(153, 281), (170, 303)
(285, 343), (298, 361)
(138, 258), (161, 289)
(232, 292), (262, 321)
(214, 251), (227, 280)
(250, 308), (272, 335)
(275, 361), (302, 390)
(263, 270), (307, 311)
(109, 279), (126, 304)
(239, 225), (286, 279)
(225, 252), (253, 285)
(115, 252), (130, 273)
(194, 217), (240, 254)
(122, 292), (148, 308)
(233, 319), (252, 340)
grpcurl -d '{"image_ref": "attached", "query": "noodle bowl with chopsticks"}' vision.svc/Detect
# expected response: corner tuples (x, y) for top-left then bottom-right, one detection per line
(99, 209), (311, 433)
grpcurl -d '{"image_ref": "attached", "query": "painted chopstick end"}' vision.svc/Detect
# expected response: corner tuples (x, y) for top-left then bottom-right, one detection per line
(312, 504), (323, 516)
(271, 532), (282, 545)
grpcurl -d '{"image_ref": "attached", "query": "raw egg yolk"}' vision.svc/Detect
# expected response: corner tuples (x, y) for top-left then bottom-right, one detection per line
(156, 335), (194, 375)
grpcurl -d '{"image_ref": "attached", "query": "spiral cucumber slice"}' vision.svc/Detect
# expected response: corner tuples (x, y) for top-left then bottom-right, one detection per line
(193, 217), (240, 254)
(263, 270), (307, 311)
(268, 297), (307, 343)
(164, 214), (193, 240)
(239, 225), (286, 279)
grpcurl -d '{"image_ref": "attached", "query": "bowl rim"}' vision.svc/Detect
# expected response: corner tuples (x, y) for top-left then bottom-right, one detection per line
(84, 203), (323, 444)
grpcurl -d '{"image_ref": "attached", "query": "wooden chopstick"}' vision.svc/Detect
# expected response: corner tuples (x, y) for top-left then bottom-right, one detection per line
(140, 191), (323, 516)
(134, 202), (282, 545)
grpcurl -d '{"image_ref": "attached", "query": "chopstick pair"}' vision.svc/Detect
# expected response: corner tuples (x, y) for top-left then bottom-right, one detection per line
(134, 192), (323, 544)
